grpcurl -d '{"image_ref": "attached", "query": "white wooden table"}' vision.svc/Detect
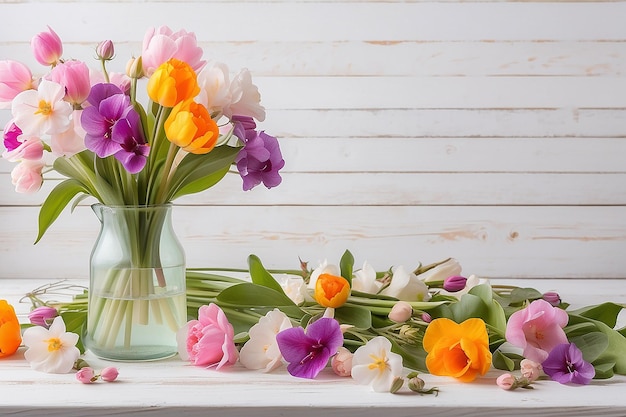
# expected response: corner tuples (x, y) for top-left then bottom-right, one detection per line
(2, 278), (625, 417)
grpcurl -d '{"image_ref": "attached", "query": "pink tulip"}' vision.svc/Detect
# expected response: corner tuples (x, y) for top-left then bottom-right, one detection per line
(496, 373), (516, 390)
(75, 367), (96, 384)
(10, 159), (44, 194)
(31, 26), (63, 66)
(46, 60), (91, 105)
(28, 306), (59, 328)
(2, 136), (44, 162)
(505, 299), (569, 363)
(178, 303), (238, 370)
(100, 367), (119, 382)
(141, 26), (205, 76)
(96, 40), (115, 61)
(0, 60), (34, 108)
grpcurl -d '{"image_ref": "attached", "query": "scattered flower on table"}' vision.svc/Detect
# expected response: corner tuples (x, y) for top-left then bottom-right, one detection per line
(28, 305), (58, 328)
(443, 275), (468, 293)
(519, 359), (542, 382)
(351, 336), (403, 392)
(0, 300), (22, 358)
(177, 303), (238, 369)
(381, 265), (430, 302)
(541, 343), (595, 385)
(495, 372), (534, 391)
(276, 317), (343, 379)
(314, 273), (351, 308)
(352, 261), (383, 294)
(239, 309), (292, 372)
(22, 316), (79, 373)
(75, 366), (119, 383)
(331, 346), (353, 377)
(388, 301), (413, 323)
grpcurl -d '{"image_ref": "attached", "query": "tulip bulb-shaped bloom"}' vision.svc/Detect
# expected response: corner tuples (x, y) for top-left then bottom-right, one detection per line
(388, 301), (413, 323)
(141, 26), (206, 76)
(96, 40), (115, 61)
(164, 100), (219, 154)
(0, 300), (22, 358)
(443, 275), (468, 293)
(147, 58), (200, 108)
(10, 160), (45, 194)
(31, 26), (63, 66)
(315, 273), (351, 308)
(28, 306), (59, 328)
(0, 60), (34, 108)
(46, 60), (91, 105)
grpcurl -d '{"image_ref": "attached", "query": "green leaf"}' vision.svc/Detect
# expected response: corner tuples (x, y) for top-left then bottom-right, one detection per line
(593, 361), (616, 379)
(36, 179), (88, 243)
(335, 304), (372, 329)
(248, 254), (285, 294)
(339, 249), (354, 286)
(567, 314), (626, 375)
(449, 293), (487, 322)
(217, 282), (293, 308)
(508, 287), (543, 305)
(569, 302), (625, 329)
(570, 332), (609, 363)
(60, 310), (87, 354)
(492, 350), (517, 371)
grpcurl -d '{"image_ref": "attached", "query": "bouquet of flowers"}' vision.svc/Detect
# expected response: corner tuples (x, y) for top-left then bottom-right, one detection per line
(1, 26), (284, 358)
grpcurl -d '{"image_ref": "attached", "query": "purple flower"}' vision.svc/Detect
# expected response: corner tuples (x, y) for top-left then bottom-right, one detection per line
(542, 343), (595, 385)
(542, 291), (561, 307)
(111, 110), (149, 174)
(276, 317), (343, 379)
(235, 129), (284, 191)
(443, 275), (467, 292)
(3, 120), (22, 152)
(28, 306), (58, 328)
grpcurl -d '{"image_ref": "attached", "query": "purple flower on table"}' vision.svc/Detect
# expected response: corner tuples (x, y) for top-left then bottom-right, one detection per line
(110, 110), (149, 174)
(276, 317), (343, 379)
(81, 83), (135, 158)
(542, 343), (595, 385)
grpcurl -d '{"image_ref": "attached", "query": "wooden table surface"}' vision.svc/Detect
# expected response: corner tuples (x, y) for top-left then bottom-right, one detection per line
(1, 278), (625, 417)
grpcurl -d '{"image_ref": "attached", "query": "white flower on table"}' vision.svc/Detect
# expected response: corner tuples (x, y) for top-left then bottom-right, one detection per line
(352, 261), (383, 294)
(351, 336), (403, 392)
(381, 265), (431, 302)
(22, 316), (80, 373)
(274, 274), (307, 305)
(239, 309), (293, 372)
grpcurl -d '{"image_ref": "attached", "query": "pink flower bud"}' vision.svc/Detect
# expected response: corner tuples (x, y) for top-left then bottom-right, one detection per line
(96, 40), (115, 61)
(421, 312), (432, 323)
(443, 275), (467, 292)
(496, 373), (516, 390)
(388, 301), (413, 323)
(331, 347), (353, 377)
(10, 160), (44, 194)
(520, 359), (542, 382)
(31, 26), (63, 66)
(27, 306), (58, 328)
(46, 60), (91, 105)
(75, 367), (96, 384)
(100, 366), (119, 382)
(542, 291), (561, 307)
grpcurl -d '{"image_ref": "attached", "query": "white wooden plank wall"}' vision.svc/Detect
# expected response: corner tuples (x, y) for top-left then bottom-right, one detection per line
(0, 0), (625, 281)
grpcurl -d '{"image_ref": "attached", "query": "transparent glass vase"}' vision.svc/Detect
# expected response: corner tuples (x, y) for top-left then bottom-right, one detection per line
(85, 204), (187, 361)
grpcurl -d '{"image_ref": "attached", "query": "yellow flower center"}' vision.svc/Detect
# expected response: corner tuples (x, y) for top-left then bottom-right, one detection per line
(368, 352), (389, 374)
(46, 337), (62, 352)
(35, 100), (52, 116)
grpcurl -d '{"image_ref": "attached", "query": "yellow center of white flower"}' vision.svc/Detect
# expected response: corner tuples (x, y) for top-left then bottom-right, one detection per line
(368, 352), (389, 374)
(46, 337), (62, 352)
(35, 100), (52, 116)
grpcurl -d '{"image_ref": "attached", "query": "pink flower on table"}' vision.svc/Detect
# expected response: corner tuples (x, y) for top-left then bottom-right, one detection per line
(0, 60), (34, 108)
(100, 366), (119, 382)
(141, 26), (205, 76)
(28, 306), (59, 328)
(11, 79), (72, 136)
(505, 299), (569, 363)
(31, 26), (63, 67)
(10, 159), (45, 194)
(46, 60), (91, 105)
(177, 303), (238, 370)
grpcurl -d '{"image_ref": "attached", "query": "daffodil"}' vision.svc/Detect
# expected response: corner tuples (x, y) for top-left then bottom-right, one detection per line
(351, 336), (403, 392)
(22, 316), (80, 373)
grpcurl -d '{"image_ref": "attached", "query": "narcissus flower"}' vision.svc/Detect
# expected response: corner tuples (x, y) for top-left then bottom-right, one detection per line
(0, 300), (22, 358)
(315, 273), (351, 308)
(22, 316), (80, 373)
(351, 336), (403, 392)
(423, 317), (492, 382)
(11, 79), (72, 136)
(164, 100), (219, 154)
(147, 58), (200, 108)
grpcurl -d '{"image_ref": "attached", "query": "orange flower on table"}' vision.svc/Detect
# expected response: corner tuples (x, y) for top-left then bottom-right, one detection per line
(315, 273), (350, 308)
(0, 300), (22, 358)
(164, 100), (219, 154)
(423, 317), (492, 382)
(147, 58), (200, 107)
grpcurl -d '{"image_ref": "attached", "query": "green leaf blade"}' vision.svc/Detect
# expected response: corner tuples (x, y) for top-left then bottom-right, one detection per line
(36, 179), (87, 244)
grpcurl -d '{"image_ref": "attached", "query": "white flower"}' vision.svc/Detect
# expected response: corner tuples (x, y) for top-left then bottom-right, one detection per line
(307, 260), (341, 290)
(418, 258), (462, 283)
(22, 316), (80, 373)
(351, 336), (403, 392)
(381, 265), (431, 302)
(196, 62), (232, 115)
(11, 79), (72, 136)
(50, 109), (86, 157)
(274, 274), (307, 305)
(352, 261), (383, 294)
(225, 68), (266, 122)
(239, 309), (292, 372)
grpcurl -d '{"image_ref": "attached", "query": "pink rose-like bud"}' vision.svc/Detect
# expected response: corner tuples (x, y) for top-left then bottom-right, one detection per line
(31, 26), (63, 66)
(388, 301), (413, 323)
(96, 40), (115, 61)
(443, 275), (468, 293)
(28, 306), (58, 328)
(331, 346), (353, 377)
(10, 160), (44, 194)
(0, 60), (34, 108)
(520, 359), (542, 382)
(75, 367), (96, 384)
(542, 291), (561, 307)
(46, 60), (91, 105)
(100, 366), (119, 382)
(496, 373), (516, 390)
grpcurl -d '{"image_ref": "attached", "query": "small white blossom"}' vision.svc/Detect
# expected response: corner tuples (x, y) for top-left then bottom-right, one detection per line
(274, 274), (307, 305)
(239, 309), (292, 372)
(352, 261), (383, 294)
(351, 336), (403, 392)
(22, 316), (80, 373)
(381, 265), (431, 302)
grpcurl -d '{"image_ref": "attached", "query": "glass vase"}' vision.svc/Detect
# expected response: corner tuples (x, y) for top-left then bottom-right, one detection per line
(85, 204), (187, 361)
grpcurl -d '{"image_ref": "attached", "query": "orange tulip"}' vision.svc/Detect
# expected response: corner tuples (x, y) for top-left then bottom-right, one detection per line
(423, 317), (492, 382)
(164, 100), (220, 154)
(147, 58), (200, 108)
(315, 273), (350, 308)
(0, 300), (22, 358)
